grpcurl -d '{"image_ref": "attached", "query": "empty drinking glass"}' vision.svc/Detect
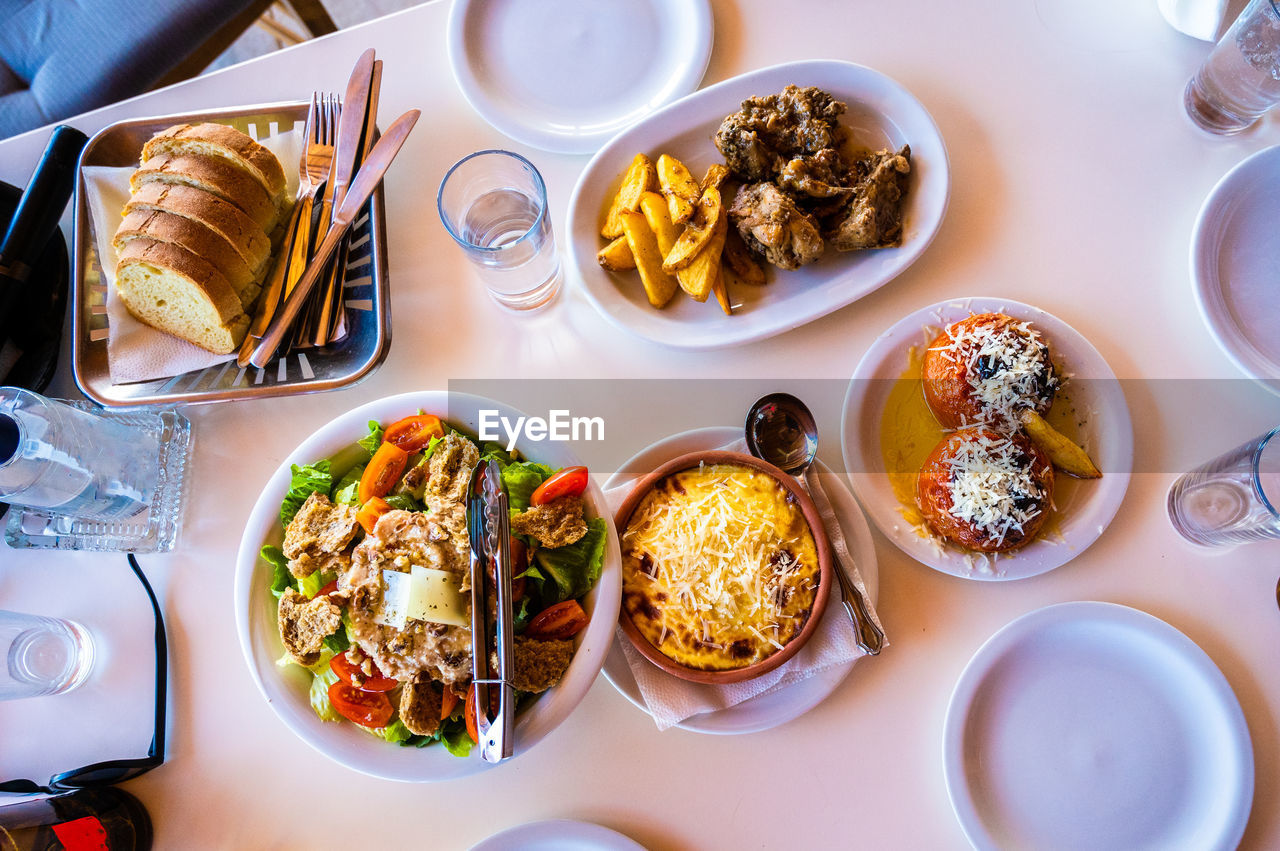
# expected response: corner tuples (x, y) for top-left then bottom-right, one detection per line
(1184, 0), (1280, 134)
(437, 150), (562, 310)
(1, 610), (94, 700)
(1167, 426), (1280, 546)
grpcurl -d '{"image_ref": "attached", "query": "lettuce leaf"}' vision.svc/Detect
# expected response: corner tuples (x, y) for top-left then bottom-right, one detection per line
(262, 545), (293, 599)
(381, 718), (413, 744)
(281, 461), (332, 524)
(357, 420), (384, 454)
(384, 493), (423, 512)
(534, 516), (607, 603)
(439, 719), (473, 757)
(332, 463), (365, 506)
(501, 462), (555, 513)
(309, 660), (341, 722)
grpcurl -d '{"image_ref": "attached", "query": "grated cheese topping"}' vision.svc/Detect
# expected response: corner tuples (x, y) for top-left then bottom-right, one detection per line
(929, 314), (1057, 429)
(621, 464), (818, 664)
(943, 430), (1045, 547)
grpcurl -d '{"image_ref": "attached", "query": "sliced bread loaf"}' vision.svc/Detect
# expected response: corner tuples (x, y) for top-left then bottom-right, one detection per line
(113, 209), (262, 305)
(131, 153), (279, 233)
(142, 123), (288, 212)
(124, 182), (272, 276)
(115, 239), (249, 355)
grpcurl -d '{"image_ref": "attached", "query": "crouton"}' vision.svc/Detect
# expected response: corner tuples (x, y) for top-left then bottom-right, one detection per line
(277, 587), (342, 666)
(509, 495), (587, 548)
(399, 677), (444, 737)
(425, 433), (478, 505)
(491, 635), (574, 694)
(283, 492), (359, 563)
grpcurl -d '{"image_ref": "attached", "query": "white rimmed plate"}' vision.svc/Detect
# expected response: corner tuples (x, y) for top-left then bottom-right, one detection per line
(842, 297), (1132, 581)
(470, 820), (645, 851)
(233, 392), (622, 781)
(1191, 145), (1280, 396)
(447, 0), (713, 155)
(943, 602), (1253, 850)
(600, 426), (879, 734)
(566, 59), (950, 349)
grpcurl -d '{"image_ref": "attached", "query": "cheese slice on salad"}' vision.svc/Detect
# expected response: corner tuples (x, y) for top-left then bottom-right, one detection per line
(376, 566), (468, 629)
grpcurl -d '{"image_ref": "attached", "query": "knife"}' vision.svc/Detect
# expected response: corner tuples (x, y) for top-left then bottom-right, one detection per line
(248, 107), (419, 368)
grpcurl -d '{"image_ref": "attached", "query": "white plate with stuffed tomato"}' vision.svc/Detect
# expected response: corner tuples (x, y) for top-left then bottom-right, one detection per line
(841, 297), (1133, 581)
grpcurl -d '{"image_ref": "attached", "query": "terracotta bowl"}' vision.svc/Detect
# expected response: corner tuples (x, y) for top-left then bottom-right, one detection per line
(613, 450), (833, 684)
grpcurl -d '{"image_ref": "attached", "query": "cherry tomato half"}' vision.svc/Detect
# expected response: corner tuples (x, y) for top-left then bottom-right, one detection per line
(384, 414), (445, 453)
(440, 686), (459, 721)
(529, 466), (589, 506)
(330, 652), (398, 693)
(524, 599), (589, 640)
(315, 579), (343, 600)
(465, 684), (479, 744)
(328, 681), (393, 727)
(358, 442), (408, 504)
(356, 495), (392, 535)
(486, 536), (527, 602)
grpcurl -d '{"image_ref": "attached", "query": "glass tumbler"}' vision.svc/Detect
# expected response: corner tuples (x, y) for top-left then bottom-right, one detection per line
(437, 150), (562, 311)
(1167, 426), (1280, 546)
(1185, 0), (1280, 134)
(1, 611), (95, 699)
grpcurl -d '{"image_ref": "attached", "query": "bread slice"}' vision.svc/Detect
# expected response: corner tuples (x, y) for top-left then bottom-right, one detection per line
(131, 153), (278, 232)
(113, 209), (262, 307)
(143, 123), (288, 212)
(124, 182), (271, 276)
(115, 239), (249, 355)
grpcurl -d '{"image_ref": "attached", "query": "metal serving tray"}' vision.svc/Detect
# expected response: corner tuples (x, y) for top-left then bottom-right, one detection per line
(71, 101), (391, 407)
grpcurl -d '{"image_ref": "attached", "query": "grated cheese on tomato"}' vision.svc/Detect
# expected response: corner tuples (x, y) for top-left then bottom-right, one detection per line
(929, 315), (1057, 429)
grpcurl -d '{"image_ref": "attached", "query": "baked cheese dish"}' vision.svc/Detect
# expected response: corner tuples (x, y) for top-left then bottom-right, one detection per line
(621, 462), (820, 671)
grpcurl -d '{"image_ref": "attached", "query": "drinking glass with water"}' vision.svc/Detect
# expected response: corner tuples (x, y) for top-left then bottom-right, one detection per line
(1167, 427), (1280, 546)
(1185, 0), (1280, 134)
(437, 150), (562, 310)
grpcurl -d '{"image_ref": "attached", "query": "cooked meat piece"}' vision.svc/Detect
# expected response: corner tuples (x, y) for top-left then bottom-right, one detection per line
(425, 432), (479, 507)
(777, 149), (854, 199)
(510, 495), (587, 548)
(277, 587), (342, 667)
(343, 509), (473, 684)
(282, 492), (359, 577)
(714, 85), (847, 183)
(491, 636), (574, 694)
(399, 676), (444, 737)
(287, 550), (351, 582)
(729, 182), (824, 270)
(826, 146), (911, 251)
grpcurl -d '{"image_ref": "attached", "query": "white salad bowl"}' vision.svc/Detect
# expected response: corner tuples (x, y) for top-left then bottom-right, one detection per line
(233, 391), (622, 781)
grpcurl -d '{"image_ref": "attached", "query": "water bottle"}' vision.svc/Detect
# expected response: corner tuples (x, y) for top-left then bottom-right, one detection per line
(0, 388), (158, 520)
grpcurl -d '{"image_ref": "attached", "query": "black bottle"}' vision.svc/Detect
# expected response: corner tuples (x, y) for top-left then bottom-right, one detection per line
(0, 788), (152, 850)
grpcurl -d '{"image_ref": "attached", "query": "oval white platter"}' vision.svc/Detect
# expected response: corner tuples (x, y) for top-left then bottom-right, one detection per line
(566, 59), (950, 349)
(448, 0), (713, 155)
(841, 297), (1133, 581)
(943, 602), (1253, 851)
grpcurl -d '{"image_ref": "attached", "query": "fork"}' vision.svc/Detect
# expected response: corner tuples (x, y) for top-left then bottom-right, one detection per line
(293, 94), (344, 348)
(239, 94), (336, 364)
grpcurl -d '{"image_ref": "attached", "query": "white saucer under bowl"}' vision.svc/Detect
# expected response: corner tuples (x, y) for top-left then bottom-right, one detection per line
(1191, 145), (1280, 396)
(447, 0), (713, 155)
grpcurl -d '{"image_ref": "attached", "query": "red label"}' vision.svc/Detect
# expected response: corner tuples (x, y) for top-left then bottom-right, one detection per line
(51, 816), (109, 851)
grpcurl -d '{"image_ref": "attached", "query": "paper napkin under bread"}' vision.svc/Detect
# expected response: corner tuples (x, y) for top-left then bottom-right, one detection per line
(82, 128), (301, 384)
(605, 438), (887, 731)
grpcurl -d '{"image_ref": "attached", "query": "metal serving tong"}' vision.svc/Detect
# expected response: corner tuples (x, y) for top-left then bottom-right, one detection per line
(467, 460), (515, 763)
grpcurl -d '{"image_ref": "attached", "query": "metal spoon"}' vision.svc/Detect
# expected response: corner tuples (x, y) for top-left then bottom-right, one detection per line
(746, 393), (885, 656)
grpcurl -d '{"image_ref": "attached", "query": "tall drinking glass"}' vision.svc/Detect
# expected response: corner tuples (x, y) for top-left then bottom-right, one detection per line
(437, 150), (562, 311)
(1167, 427), (1280, 546)
(1185, 0), (1280, 134)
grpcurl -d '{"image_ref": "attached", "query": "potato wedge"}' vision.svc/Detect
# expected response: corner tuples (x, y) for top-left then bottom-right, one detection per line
(700, 163), (729, 194)
(658, 154), (700, 225)
(597, 235), (635, 271)
(639, 191), (679, 257)
(1018, 409), (1102, 479)
(710, 264), (732, 315)
(602, 154), (656, 239)
(676, 214), (727, 303)
(723, 227), (767, 285)
(620, 209), (678, 308)
(662, 186), (724, 273)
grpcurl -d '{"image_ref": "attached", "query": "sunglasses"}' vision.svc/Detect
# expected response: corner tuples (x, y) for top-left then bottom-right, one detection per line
(0, 554), (167, 794)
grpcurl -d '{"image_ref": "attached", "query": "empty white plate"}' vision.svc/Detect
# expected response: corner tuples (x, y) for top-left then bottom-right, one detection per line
(447, 0), (713, 154)
(943, 602), (1253, 851)
(470, 820), (644, 851)
(1191, 145), (1280, 396)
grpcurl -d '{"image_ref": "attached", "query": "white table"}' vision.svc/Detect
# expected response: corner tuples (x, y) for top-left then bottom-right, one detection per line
(3, 1), (1280, 847)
